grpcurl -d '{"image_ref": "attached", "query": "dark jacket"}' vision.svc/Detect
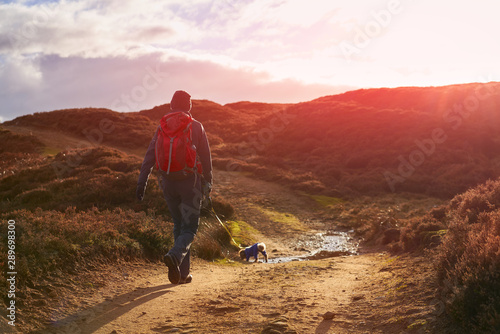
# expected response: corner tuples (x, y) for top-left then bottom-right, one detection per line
(137, 111), (212, 189)
(244, 243), (267, 261)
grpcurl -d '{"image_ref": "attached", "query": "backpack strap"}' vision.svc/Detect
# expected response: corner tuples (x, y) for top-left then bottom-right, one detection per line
(154, 126), (164, 172)
(166, 136), (175, 174)
(155, 125), (176, 174)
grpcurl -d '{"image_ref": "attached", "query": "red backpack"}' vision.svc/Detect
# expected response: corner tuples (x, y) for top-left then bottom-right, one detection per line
(155, 112), (202, 179)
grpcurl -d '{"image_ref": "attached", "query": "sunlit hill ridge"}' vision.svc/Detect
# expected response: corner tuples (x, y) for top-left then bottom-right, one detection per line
(4, 82), (500, 199)
(2, 82), (500, 332)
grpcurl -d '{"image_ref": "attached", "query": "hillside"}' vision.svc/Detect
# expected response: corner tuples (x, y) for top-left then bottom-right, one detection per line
(316, 82), (500, 116)
(263, 82), (500, 197)
(1, 82), (500, 333)
(3, 82), (500, 199)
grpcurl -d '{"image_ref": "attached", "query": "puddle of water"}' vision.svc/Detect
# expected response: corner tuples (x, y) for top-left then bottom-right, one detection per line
(268, 231), (359, 263)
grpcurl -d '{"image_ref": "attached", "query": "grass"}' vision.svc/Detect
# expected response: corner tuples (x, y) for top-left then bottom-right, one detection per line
(0, 208), (174, 293)
(42, 146), (61, 156)
(6, 83), (500, 201)
(226, 220), (260, 247)
(0, 146), (169, 214)
(0, 127), (45, 154)
(407, 319), (427, 330)
(4, 85), (500, 333)
(213, 258), (242, 266)
(193, 216), (241, 261)
(303, 193), (344, 208)
(256, 207), (308, 232)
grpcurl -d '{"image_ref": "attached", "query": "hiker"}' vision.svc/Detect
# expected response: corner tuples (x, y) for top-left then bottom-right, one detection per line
(136, 90), (212, 284)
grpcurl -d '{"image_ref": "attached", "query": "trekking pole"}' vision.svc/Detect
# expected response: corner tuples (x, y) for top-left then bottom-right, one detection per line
(207, 198), (241, 248)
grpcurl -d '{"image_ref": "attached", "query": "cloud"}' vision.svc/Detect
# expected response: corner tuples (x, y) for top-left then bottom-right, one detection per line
(0, 53), (351, 121)
(0, 0), (182, 58)
(0, 0), (499, 121)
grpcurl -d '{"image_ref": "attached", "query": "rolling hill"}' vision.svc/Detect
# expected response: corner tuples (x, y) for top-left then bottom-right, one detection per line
(3, 82), (500, 199)
(2, 82), (500, 333)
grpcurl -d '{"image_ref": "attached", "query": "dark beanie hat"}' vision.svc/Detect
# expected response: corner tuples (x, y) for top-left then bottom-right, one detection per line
(170, 90), (191, 112)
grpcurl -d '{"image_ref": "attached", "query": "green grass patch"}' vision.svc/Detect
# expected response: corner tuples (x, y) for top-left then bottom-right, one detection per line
(227, 220), (259, 246)
(407, 319), (427, 330)
(305, 194), (344, 207)
(257, 207), (308, 232)
(213, 258), (242, 266)
(42, 146), (61, 156)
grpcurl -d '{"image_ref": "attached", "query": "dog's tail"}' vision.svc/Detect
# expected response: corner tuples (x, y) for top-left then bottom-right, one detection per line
(239, 249), (246, 260)
(257, 243), (268, 262)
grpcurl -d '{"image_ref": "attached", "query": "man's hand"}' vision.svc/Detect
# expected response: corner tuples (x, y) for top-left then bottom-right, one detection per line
(201, 181), (212, 209)
(136, 184), (146, 201)
(202, 181), (212, 197)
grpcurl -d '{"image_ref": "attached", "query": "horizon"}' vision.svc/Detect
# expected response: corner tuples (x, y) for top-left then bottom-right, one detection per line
(1, 0), (499, 122)
(1, 80), (499, 123)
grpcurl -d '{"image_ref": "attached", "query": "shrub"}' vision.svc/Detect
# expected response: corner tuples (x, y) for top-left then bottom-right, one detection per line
(192, 219), (227, 260)
(212, 157), (250, 172)
(290, 180), (326, 193)
(211, 197), (235, 219)
(4, 108), (155, 150)
(0, 128), (44, 154)
(399, 215), (446, 252)
(19, 188), (53, 205)
(192, 232), (223, 260)
(437, 180), (500, 332)
(0, 146), (169, 214)
(449, 179), (500, 224)
(438, 211), (500, 332)
(0, 208), (173, 291)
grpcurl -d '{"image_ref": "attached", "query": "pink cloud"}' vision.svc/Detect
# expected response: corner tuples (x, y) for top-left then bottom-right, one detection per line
(0, 53), (352, 120)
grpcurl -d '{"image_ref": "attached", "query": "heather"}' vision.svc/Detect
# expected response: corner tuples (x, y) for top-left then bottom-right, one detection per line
(436, 180), (500, 332)
(1, 82), (500, 332)
(0, 146), (235, 299)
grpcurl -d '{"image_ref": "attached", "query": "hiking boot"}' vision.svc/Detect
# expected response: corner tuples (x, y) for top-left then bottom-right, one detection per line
(179, 274), (193, 284)
(163, 254), (180, 284)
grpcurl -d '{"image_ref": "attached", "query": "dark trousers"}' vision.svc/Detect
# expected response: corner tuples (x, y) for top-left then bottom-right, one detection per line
(161, 174), (202, 278)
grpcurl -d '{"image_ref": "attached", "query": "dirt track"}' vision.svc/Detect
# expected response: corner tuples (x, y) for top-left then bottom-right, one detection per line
(33, 171), (440, 334)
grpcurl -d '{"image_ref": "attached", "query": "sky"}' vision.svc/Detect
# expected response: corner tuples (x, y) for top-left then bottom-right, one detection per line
(0, 0), (499, 122)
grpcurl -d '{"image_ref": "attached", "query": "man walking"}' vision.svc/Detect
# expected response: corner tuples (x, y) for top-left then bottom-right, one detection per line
(136, 90), (212, 284)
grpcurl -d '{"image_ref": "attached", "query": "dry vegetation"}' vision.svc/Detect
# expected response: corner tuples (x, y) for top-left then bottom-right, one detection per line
(0, 143), (234, 330)
(6, 83), (500, 199)
(1, 82), (500, 332)
(437, 180), (500, 332)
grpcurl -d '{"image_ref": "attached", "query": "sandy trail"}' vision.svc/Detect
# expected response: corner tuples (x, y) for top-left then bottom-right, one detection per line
(37, 171), (439, 334)
(46, 257), (385, 334)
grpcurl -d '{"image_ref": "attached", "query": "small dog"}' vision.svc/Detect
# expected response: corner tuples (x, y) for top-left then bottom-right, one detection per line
(239, 242), (268, 263)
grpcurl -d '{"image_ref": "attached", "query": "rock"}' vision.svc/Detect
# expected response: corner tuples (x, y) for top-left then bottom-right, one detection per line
(352, 294), (365, 301)
(261, 328), (281, 334)
(323, 311), (335, 320)
(261, 316), (297, 334)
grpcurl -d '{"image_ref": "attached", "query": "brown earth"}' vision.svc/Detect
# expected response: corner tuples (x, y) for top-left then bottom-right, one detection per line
(11, 170), (443, 334)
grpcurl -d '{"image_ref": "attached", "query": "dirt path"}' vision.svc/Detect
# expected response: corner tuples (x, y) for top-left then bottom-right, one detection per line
(36, 171), (440, 334)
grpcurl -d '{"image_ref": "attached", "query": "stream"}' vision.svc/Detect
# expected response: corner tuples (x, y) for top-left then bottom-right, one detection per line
(268, 230), (360, 263)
